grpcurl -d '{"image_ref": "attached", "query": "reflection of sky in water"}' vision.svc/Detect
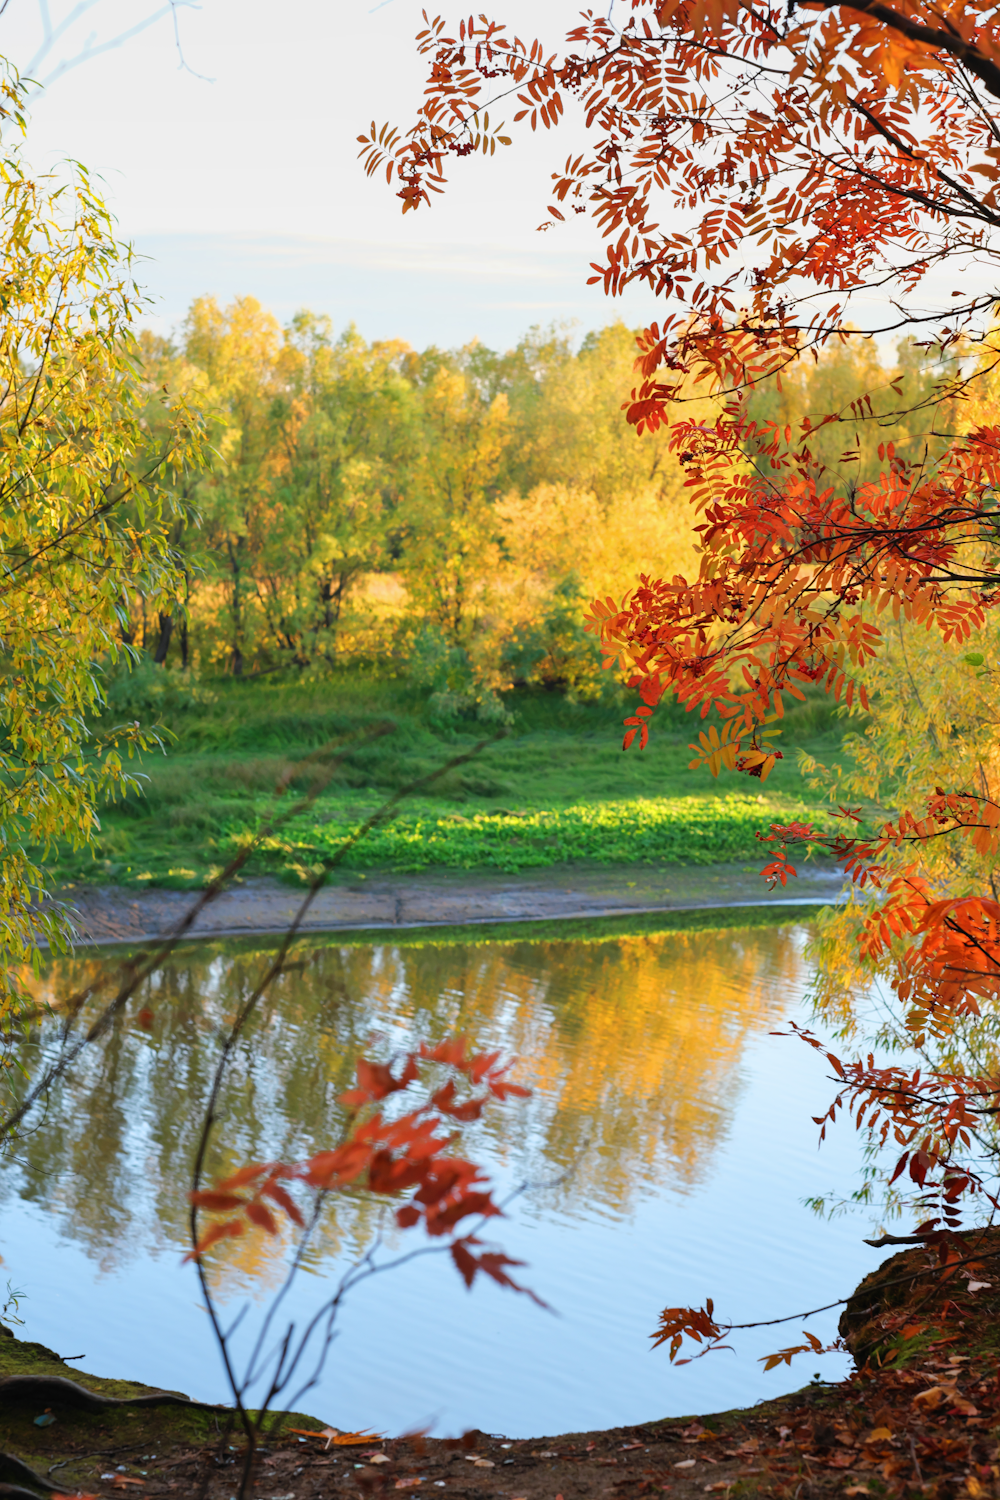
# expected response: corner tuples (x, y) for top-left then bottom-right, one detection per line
(0, 923), (879, 1436)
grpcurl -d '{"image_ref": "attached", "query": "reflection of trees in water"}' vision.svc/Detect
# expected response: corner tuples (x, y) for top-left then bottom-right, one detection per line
(4, 926), (807, 1291)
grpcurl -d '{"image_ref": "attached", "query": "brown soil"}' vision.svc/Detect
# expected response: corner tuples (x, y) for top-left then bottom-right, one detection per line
(5, 1231), (1000, 1500)
(51, 862), (844, 947)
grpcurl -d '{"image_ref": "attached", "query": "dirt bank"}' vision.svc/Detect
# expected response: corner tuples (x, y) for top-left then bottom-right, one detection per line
(50, 860), (845, 947)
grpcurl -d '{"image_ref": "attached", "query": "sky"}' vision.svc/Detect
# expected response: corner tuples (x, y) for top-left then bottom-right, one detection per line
(0, 0), (666, 349)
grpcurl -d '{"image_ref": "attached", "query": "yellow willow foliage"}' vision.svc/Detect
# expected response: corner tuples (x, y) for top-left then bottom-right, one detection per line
(800, 606), (1000, 1038)
(498, 480), (698, 603)
(399, 366), (511, 648)
(0, 65), (207, 1041)
(801, 334), (1000, 1042)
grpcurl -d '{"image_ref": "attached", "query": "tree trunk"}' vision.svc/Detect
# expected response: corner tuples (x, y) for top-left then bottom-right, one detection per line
(152, 612), (173, 665)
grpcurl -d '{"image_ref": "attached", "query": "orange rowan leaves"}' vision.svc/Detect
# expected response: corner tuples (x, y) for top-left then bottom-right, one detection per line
(759, 1329), (837, 1372)
(649, 1298), (728, 1362)
(188, 1040), (533, 1283)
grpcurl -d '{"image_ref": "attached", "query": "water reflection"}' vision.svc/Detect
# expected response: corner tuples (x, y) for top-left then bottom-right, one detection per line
(4, 921), (808, 1298)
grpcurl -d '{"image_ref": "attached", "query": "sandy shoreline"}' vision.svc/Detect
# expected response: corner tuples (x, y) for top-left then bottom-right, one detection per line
(50, 860), (845, 947)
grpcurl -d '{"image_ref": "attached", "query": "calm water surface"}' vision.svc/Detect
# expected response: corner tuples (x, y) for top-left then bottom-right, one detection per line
(0, 920), (879, 1437)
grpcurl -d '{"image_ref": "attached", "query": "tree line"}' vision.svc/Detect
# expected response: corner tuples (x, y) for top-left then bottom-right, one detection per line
(134, 298), (952, 722)
(134, 303), (694, 716)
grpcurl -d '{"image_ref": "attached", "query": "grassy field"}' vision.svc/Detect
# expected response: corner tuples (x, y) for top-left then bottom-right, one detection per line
(45, 667), (849, 889)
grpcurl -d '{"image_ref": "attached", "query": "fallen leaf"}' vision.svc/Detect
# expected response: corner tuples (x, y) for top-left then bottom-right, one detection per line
(913, 1381), (977, 1416)
(868, 1428), (893, 1442)
(395, 1480), (423, 1489)
(289, 1426), (381, 1449)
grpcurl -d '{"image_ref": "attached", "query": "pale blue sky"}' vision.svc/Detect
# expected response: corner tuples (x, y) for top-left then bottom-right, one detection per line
(0, 0), (665, 347)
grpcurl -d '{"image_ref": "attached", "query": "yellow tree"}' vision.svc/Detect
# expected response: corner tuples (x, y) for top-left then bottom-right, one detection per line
(0, 62), (206, 1038)
(180, 295), (295, 674)
(403, 355), (510, 649)
(266, 316), (417, 662)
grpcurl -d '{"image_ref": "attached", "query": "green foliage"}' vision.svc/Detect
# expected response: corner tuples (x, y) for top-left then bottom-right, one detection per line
(502, 574), (611, 702)
(46, 671), (839, 887)
(268, 790), (836, 875)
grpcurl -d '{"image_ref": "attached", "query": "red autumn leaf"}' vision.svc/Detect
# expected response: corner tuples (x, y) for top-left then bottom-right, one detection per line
(425, 1190), (501, 1235)
(260, 1178), (306, 1226)
(342, 1053), (420, 1107)
(246, 1200), (278, 1234)
(466, 1050), (502, 1085)
(188, 1190), (247, 1212)
(183, 1219), (245, 1262)
(450, 1237), (547, 1307)
(441, 1097), (487, 1123)
(419, 1038), (468, 1067)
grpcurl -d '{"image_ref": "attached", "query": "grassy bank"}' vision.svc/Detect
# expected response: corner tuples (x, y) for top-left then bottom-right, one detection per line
(47, 668), (848, 889)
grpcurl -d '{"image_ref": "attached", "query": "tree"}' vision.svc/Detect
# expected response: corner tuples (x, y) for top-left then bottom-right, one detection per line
(276, 316), (416, 662)
(0, 62), (205, 1040)
(361, 0), (1000, 748)
(366, 0), (1000, 1294)
(401, 350), (511, 648)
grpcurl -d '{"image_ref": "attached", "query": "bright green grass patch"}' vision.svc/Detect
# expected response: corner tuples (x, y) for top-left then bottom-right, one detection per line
(261, 792), (836, 876)
(41, 670), (849, 889)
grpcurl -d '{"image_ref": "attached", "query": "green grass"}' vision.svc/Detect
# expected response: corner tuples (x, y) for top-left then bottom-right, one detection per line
(265, 793), (837, 875)
(45, 667), (849, 889)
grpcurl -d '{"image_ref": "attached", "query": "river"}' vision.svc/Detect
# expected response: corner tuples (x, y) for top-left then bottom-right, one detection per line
(0, 913), (880, 1438)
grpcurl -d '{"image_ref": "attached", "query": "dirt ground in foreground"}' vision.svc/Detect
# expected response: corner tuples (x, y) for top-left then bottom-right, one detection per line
(48, 862), (844, 947)
(5, 1231), (1000, 1500)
